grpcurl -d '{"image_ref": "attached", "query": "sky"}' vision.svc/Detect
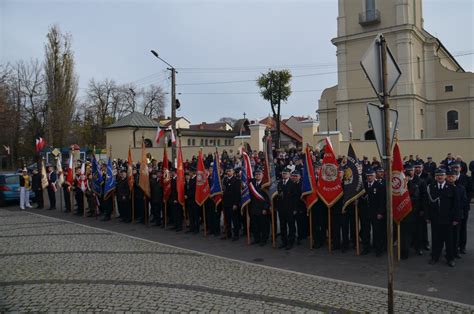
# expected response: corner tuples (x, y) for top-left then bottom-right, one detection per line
(1, 0), (473, 124)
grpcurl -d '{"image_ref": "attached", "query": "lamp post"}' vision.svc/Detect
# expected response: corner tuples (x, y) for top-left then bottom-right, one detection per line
(150, 49), (177, 161)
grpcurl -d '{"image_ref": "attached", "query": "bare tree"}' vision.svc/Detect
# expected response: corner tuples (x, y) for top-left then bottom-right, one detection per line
(142, 84), (166, 118)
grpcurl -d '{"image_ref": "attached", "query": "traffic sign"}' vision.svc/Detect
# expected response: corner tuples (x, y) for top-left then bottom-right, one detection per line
(360, 34), (402, 100)
(367, 103), (398, 158)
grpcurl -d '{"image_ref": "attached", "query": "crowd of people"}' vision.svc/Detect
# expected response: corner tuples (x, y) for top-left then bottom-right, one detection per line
(18, 148), (473, 267)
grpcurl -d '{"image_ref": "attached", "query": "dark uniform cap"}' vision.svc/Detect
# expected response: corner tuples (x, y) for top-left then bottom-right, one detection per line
(413, 161), (423, 167)
(225, 164), (234, 171)
(376, 167), (384, 173)
(435, 168), (446, 175)
(281, 167), (291, 173)
(291, 170), (301, 176)
(451, 162), (461, 168)
(254, 167), (263, 174)
(366, 169), (375, 175)
(404, 164), (414, 171)
(446, 169), (456, 176)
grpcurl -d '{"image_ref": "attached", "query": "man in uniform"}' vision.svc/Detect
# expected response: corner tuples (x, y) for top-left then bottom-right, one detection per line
(150, 169), (163, 226)
(413, 161), (431, 253)
(427, 168), (461, 267)
(359, 169), (385, 256)
(249, 167), (271, 246)
(133, 167), (144, 223)
(73, 167), (84, 215)
(424, 156), (437, 177)
(400, 164), (420, 259)
(222, 166), (241, 240)
(291, 170), (308, 245)
(46, 165), (57, 210)
(32, 168), (43, 209)
(116, 169), (131, 223)
(186, 166), (199, 234)
(451, 163), (471, 255)
(276, 167), (298, 250)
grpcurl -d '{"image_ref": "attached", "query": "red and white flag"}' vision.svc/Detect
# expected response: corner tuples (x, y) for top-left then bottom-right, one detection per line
(79, 162), (88, 192)
(170, 128), (176, 145)
(392, 143), (412, 224)
(35, 136), (45, 152)
(155, 127), (166, 144)
(66, 154), (74, 186)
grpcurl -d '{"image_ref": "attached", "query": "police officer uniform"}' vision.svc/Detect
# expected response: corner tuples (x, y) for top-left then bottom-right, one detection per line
(276, 167), (298, 250)
(116, 169), (131, 222)
(249, 168), (271, 246)
(222, 166), (242, 240)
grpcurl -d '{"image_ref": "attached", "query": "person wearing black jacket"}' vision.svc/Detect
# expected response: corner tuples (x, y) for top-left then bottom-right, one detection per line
(133, 168), (144, 223)
(222, 166), (241, 240)
(451, 163), (471, 255)
(46, 165), (57, 210)
(116, 169), (131, 223)
(186, 166), (199, 234)
(73, 167), (84, 216)
(150, 170), (163, 226)
(31, 168), (43, 209)
(249, 168), (271, 246)
(206, 165), (219, 236)
(426, 168), (461, 267)
(291, 170), (308, 246)
(424, 156), (437, 178)
(170, 168), (183, 232)
(276, 167), (299, 250)
(400, 165), (420, 260)
(413, 162), (431, 252)
(359, 169), (386, 256)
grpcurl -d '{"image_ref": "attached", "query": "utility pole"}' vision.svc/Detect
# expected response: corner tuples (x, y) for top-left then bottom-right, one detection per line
(381, 35), (394, 314)
(171, 68), (177, 162)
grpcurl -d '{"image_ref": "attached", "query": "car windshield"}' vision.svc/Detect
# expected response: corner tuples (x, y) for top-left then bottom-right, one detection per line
(5, 176), (19, 185)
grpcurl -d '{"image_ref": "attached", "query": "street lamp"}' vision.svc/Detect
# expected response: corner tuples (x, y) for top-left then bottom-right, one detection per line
(150, 49), (178, 161)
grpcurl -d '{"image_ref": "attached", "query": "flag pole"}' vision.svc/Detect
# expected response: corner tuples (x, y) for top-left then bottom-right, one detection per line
(131, 189), (135, 223)
(397, 223), (401, 261)
(355, 201), (360, 256)
(203, 204), (207, 237)
(309, 209), (314, 249)
(246, 205), (251, 245)
(271, 204), (276, 248)
(144, 196), (149, 227)
(328, 206), (332, 254)
(164, 202), (168, 229)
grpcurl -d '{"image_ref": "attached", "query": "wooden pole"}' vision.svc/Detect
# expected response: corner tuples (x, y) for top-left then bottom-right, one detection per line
(164, 201), (168, 228)
(83, 190), (87, 218)
(246, 205), (251, 245)
(271, 205), (276, 248)
(328, 206), (332, 254)
(355, 202), (360, 256)
(131, 188), (135, 223)
(397, 223), (401, 262)
(203, 204), (207, 237)
(309, 209), (314, 249)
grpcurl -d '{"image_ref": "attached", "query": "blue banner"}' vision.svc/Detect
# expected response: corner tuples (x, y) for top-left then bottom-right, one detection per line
(210, 152), (223, 204)
(91, 155), (103, 195)
(103, 157), (116, 200)
(342, 143), (365, 211)
(240, 152), (251, 209)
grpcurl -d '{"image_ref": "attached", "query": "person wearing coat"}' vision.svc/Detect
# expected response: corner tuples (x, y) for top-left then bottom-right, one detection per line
(249, 168), (271, 246)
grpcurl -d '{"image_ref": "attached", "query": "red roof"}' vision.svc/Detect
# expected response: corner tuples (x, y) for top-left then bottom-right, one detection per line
(189, 122), (230, 131)
(259, 117), (302, 143)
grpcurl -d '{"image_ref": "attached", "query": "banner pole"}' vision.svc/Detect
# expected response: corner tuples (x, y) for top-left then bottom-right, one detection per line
(131, 188), (135, 223)
(355, 202), (360, 256)
(203, 203), (207, 237)
(164, 201), (168, 229)
(328, 206), (332, 254)
(271, 204), (276, 248)
(246, 205), (251, 245)
(397, 223), (401, 261)
(309, 209), (314, 249)
(83, 190), (87, 218)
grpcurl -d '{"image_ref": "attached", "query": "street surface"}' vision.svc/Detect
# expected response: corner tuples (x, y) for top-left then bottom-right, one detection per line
(1, 203), (474, 312)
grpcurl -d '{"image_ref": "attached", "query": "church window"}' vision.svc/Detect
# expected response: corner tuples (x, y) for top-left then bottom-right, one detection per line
(445, 85), (454, 92)
(187, 139), (191, 146)
(417, 56), (421, 79)
(447, 110), (459, 130)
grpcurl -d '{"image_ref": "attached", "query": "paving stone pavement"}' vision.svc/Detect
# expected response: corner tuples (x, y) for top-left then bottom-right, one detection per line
(1, 209), (473, 313)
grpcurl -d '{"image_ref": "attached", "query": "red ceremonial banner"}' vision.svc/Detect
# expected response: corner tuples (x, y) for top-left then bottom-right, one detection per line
(392, 143), (412, 224)
(317, 138), (343, 208)
(195, 150), (210, 206)
(162, 146), (172, 201)
(176, 141), (185, 207)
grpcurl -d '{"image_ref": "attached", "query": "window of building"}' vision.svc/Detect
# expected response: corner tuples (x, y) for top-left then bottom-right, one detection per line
(447, 110), (459, 130)
(365, 0), (375, 12)
(420, 129), (424, 139)
(205, 139), (208, 146)
(192, 139), (196, 146)
(187, 139), (191, 146)
(420, 108), (424, 115)
(445, 85), (454, 92)
(200, 139), (204, 146)
(217, 139), (221, 146)
(417, 56), (421, 79)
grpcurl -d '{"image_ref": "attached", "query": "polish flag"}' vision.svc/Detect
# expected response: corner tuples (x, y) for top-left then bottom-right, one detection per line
(35, 136), (45, 152)
(170, 128), (176, 145)
(155, 127), (166, 144)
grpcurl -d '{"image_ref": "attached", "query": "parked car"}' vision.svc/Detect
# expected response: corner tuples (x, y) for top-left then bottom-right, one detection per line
(0, 173), (36, 207)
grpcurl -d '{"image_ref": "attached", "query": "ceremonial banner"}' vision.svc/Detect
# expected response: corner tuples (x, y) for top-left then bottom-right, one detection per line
(317, 137), (343, 207)
(392, 143), (412, 224)
(162, 146), (172, 202)
(342, 143), (365, 211)
(155, 127), (166, 144)
(301, 145), (318, 209)
(91, 154), (103, 195)
(240, 151), (252, 209)
(103, 158), (116, 200)
(195, 150), (210, 206)
(79, 162), (88, 192)
(41, 160), (49, 189)
(66, 154), (74, 186)
(56, 155), (65, 186)
(138, 142), (150, 199)
(176, 141), (185, 206)
(210, 151), (223, 205)
(127, 146), (134, 191)
(263, 134), (278, 201)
